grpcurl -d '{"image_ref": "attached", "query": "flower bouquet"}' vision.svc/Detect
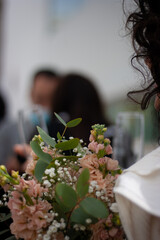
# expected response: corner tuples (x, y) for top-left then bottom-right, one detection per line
(0, 114), (125, 240)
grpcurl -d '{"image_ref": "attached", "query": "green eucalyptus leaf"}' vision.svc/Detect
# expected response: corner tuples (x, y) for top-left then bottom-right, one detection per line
(57, 132), (61, 140)
(34, 159), (49, 182)
(76, 168), (89, 198)
(80, 197), (108, 219)
(54, 112), (66, 126)
(55, 183), (77, 212)
(66, 118), (82, 128)
(37, 126), (56, 147)
(70, 206), (97, 225)
(30, 140), (52, 164)
(55, 138), (79, 151)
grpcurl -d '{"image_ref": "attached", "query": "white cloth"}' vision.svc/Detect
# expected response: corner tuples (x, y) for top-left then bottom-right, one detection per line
(114, 147), (160, 240)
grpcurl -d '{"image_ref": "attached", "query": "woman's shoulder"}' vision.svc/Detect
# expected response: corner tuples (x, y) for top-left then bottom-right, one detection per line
(125, 146), (160, 176)
(114, 146), (160, 217)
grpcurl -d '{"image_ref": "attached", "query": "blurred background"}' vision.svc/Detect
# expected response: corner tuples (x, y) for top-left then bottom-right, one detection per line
(0, 0), (158, 156)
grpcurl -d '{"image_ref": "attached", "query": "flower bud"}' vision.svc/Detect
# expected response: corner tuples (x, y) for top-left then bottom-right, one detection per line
(102, 127), (107, 132)
(11, 170), (19, 179)
(91, 130), (96, 137)
(0, 176), (7, 186)
(104, 138), (111, 145)
(0, 165), (7, 173)
(97, 135), (104, 141)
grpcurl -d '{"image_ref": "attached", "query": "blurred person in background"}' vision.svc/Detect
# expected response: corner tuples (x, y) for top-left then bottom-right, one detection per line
(48, 72), (112, 145)
(49, 72), (133, 169)
(30, 69), (60, 124)
(0, 68), (60, 171)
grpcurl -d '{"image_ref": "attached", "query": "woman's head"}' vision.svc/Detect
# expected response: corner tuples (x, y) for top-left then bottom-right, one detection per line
(125, 0), (160, 109)
(52, 72), (110, 143)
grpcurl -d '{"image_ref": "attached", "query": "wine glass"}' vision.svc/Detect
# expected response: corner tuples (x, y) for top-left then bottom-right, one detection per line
(113, 112), (144, 169)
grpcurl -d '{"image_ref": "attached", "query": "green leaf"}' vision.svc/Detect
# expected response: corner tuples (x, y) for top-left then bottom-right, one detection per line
(30, 140), (52, 164)
(57, 132), (61, 140)
(0, 229), (10, 236)
(52, 202), (67, 221)
(67, 118), (82, 128)
(80, 197), (108, 219)
(54, 112), (66, 126)
(76, 168), (89, 198)
(55, 138), (79, 151)
(55, 183), (77, 212)
(34, 159), (49, 182)
(0, 213), (11, 222)
(37, 126), (56, 147)
(5, 237), (17, 240)
(70, 206), (97, 225)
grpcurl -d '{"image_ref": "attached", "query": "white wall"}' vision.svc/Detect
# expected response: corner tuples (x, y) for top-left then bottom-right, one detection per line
(0, 0), (136, 119)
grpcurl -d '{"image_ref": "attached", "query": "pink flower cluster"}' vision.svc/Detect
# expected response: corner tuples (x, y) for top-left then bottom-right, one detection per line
(8, 178), (53, 240)
(88, 140), (113, 155)
(91, 215), (124, 240)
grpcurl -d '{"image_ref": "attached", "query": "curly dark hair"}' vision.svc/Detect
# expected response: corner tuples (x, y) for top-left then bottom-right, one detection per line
(124, 0), (160, 109)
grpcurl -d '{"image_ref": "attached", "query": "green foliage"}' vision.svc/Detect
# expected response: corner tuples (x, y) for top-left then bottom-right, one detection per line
(30, 140), (52, 164)
(37, 126), (56, 147)
(0, 229), (10, 236)
(34, 159), (49, 182)
(66, 118), (82, 128)
(54, 112), (66, 127)
(57, 132), (61, 141)
(70, 206), (97, 225)
(55, 138), (79, 151)
(0, 213), (11, 222)
(80, 197), (108, 219)
(55, 183), (77, 213)
(5, 237), (17, 240)
(76, 168), (89, 198)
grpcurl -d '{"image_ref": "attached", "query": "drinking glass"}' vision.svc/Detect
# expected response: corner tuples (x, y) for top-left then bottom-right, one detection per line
(113, 112), (144, 169)
(17, 105), (48, 161)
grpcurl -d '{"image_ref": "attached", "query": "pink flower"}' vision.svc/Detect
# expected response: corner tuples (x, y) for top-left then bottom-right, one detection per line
(109, 227), (118, 237)
(9, 197), (53, 240)
(105, 144), (113, 155)
(90, 169), (106, 189)
(88, 141), (104, 154)
(90, 219), (107, 240)
(100, 230), (109, 239)
(106, 158), (118, 171)
(105, 214), (113, 227)
(80, 154), (99, 170)
(89, 134), (95, 142)
(98, 158), (106, 165)
(25, 159), (37, 175)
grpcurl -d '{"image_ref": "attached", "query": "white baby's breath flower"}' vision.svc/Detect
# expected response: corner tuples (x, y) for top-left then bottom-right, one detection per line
(76, 153), (82, 157)
(90, 181), (97, 187)
(96, 191), (101, 197)
(110, 202), (119, 213)
(55, 160), (60, 166)
(43, 180), (51, 188)
(89, 186), (93, 193)
(64, 236), (70, 240)
(80, 225), (86, 231)
(86, 218), (92, 224)
(73, 148), (77, 152)
(69, 136), (74, 139)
